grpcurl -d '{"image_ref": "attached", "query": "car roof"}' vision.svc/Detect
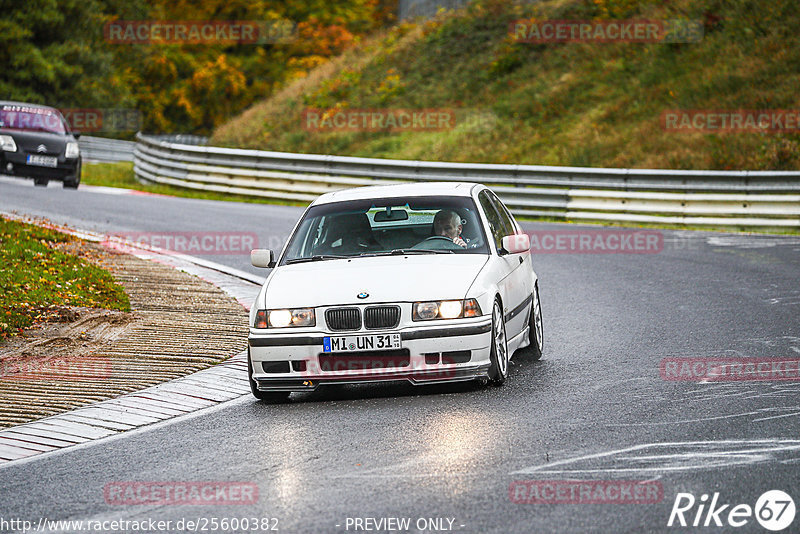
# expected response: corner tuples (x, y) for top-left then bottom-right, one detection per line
(312, 182), (484, 205)
(0, 101), (60, 112)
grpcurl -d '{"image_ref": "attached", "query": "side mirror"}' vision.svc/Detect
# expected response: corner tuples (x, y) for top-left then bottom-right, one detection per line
(501, 233), (530, 254)
(251, 249), (275, 268)
(73, 132), (81, 139)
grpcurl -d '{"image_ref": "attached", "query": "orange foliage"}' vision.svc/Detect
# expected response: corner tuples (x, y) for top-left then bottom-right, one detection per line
(294, 17), (357, 57)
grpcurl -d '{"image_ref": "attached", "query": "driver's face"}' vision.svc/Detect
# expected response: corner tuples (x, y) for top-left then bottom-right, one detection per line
(438, 220), (462, 239)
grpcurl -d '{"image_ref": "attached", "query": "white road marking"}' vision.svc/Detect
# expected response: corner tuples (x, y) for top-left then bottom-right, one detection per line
(511, 439), (800, 475)
(752, 411), (800, 422)
(606, 412), (761, 426)
(707, 236), (800, 248)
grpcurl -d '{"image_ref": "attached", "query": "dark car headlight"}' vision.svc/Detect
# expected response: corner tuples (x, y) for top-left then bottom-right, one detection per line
(65, 142), (80, 159)
(0, 135), (17, 152)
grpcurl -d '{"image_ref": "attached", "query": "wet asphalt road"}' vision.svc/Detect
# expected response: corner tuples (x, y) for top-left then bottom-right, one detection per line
(1, 176), (800, 533)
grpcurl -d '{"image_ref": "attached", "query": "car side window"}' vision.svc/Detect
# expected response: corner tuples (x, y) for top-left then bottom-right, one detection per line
(487, 191), (518, 237)
(478, 191), (505, 251)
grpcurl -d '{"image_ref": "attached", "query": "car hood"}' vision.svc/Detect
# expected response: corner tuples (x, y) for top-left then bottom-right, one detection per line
(262, 254), (489, 308)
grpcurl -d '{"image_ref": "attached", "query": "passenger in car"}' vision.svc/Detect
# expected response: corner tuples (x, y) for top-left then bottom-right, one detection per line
(433, 210), (467, 248)
(325, 212), (381, 253)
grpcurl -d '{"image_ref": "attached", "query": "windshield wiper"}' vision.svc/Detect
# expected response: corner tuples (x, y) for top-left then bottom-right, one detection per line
(360, 249), (454, 257)
(285, 254), (349, 265)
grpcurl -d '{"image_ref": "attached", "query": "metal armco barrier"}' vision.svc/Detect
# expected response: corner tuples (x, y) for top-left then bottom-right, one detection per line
(134, 133), (800, 228)
(79, 136), (136, 162)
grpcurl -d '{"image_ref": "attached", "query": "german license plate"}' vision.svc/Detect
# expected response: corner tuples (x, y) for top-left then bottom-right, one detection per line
(323, 333), (401, 353)
(26, 155), (57, 167)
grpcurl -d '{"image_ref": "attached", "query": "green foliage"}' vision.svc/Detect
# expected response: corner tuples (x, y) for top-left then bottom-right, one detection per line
(212, 0), (800, 171)
(0, 0), (392, 134)
(0, 217), (130, 339)
(0, 0), (121, 107)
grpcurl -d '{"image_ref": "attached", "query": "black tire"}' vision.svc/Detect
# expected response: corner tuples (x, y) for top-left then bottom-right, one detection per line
(519, 282), (544, 361)
(248, 350), (290, 403)
(487, 298), (509, 386)
(63, 161), (81, 189)
(33, 177), (49, 187)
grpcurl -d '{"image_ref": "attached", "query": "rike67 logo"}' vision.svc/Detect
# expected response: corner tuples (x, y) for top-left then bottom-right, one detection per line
(668, 490), (795, 531)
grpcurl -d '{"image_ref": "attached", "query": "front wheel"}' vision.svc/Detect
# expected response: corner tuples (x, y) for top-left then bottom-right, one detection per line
(248, 350), (290, 403)
(63, 161), (81, 189)
(487, 299), (509, 386)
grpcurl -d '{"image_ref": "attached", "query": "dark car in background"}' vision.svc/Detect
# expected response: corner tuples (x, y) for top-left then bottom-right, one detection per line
(0, 101), (81, 188)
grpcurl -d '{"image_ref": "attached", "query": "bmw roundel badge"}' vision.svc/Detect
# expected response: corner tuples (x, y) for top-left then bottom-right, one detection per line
(357, 292), (369, 299)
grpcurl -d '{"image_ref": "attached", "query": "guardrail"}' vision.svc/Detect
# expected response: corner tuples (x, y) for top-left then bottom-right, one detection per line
(78, 136), (137, 163)
(80, 135), (206, 163)
(134, 133), (800, 228)
(142, 134), (209, 146)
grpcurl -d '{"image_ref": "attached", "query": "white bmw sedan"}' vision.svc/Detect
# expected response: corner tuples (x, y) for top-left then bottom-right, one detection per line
(247, 182), (543, 401)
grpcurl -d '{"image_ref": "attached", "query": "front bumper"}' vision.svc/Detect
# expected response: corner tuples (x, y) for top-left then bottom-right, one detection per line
(1, 152), (80, 180)
(248, 318), (492, 392)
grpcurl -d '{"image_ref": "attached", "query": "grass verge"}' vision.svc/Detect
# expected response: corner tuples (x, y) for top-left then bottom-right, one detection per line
(0, 217), (130, 340)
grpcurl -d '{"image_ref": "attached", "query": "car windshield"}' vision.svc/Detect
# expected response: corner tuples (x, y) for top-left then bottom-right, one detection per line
(0, 105), (67, 134)
(281, 195), (489, 264)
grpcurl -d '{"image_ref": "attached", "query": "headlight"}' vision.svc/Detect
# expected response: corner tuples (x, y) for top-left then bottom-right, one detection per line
(412, 299), (482, 321)
(413, 302), (440, 320)
(254, 308), (315, 328)
(0, 135), (17, 152)
(65, 142), (80, 159)
(438, 300), (463, 319)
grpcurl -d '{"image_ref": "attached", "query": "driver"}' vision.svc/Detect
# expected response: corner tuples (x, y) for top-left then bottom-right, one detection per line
(433, 210), (467, 248)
